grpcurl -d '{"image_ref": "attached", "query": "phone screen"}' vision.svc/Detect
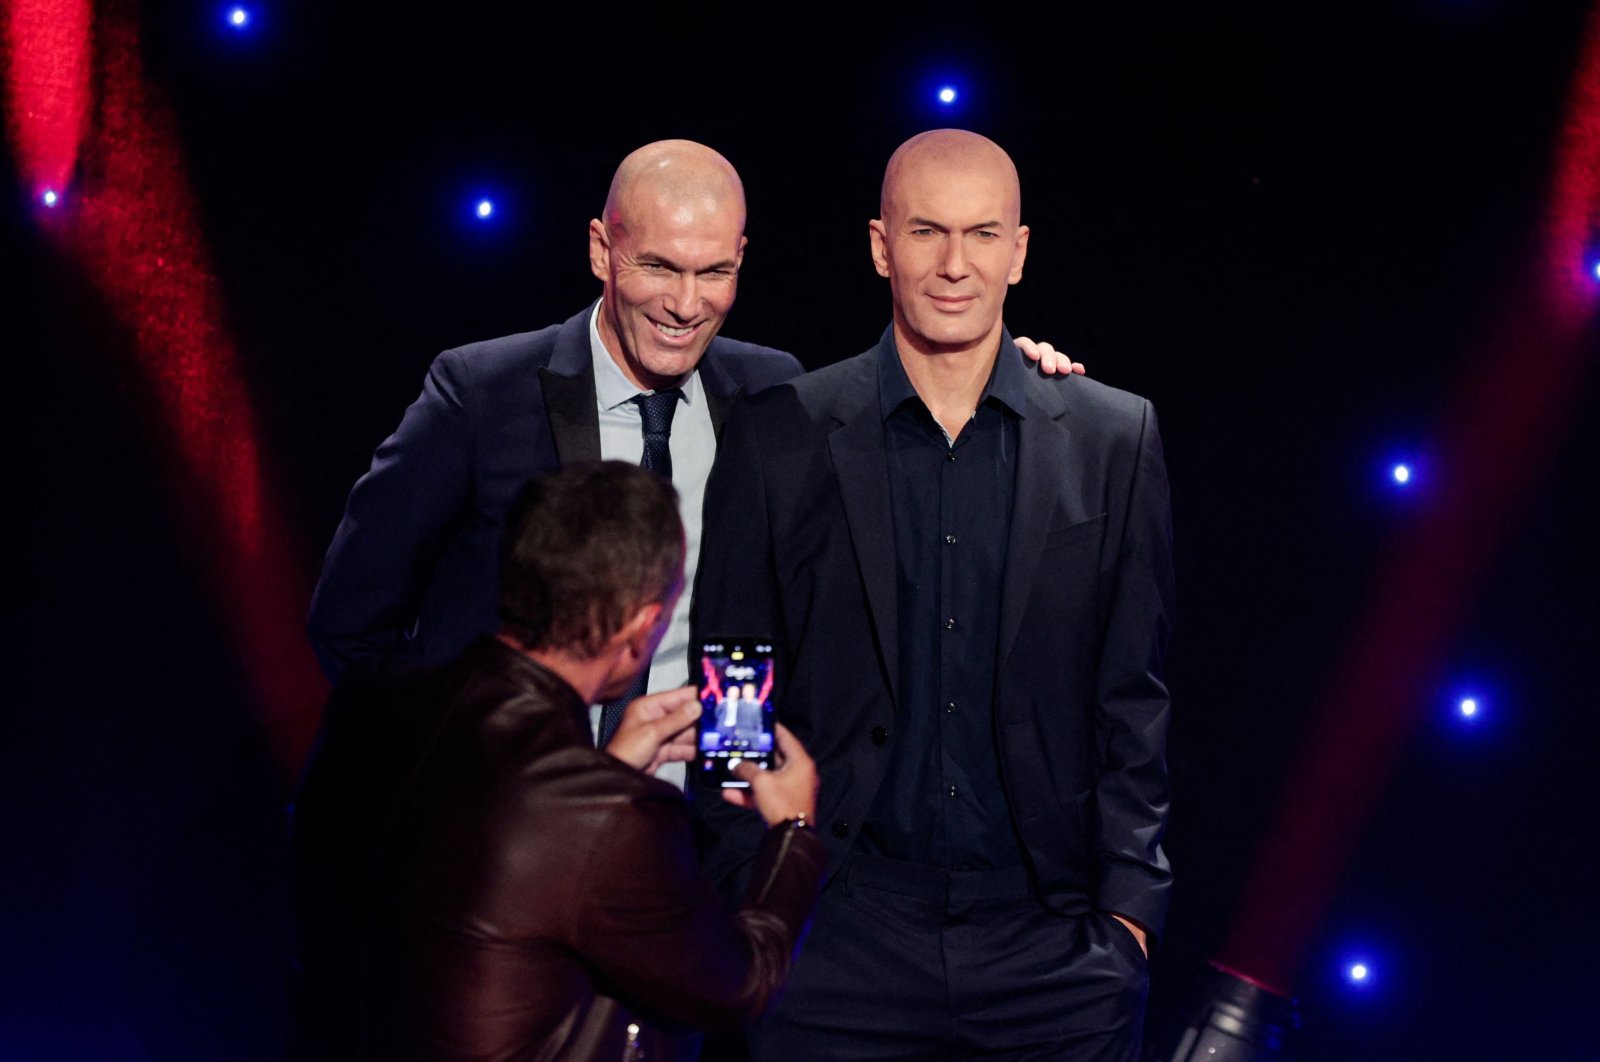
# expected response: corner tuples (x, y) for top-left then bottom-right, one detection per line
(695, 639), (775, 788)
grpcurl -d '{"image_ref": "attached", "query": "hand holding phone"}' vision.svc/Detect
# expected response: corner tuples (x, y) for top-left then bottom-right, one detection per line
(604, 686), (701, 775)
(722, 723), (818, 827)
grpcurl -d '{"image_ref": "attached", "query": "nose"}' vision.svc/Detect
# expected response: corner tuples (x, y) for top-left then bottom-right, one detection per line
(938, 236), (970, 280)
(667, 271), (699, 318)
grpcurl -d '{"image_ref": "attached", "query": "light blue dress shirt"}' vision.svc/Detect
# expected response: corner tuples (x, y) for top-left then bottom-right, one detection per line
(586, 303), (716, 786)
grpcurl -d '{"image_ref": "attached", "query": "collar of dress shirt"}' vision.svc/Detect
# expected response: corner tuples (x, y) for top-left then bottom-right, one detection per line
(587, 301), (704, 411)
(875, 325), (1029, 425)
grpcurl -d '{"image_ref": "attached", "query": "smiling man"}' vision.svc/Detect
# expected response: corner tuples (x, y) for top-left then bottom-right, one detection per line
(591, 147), (748, 386)
(308, 142), (799, 708)
(694, 129), (1174, 1059)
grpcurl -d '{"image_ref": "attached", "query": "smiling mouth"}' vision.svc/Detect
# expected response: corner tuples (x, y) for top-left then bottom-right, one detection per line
(652, 320), (697, 338)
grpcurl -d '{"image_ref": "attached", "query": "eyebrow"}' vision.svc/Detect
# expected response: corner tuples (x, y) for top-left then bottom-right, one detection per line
(906, 217), (1004, 232)
(638, 253), (740, 272)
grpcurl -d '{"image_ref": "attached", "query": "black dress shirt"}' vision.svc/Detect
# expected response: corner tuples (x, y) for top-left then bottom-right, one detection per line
(859, 335), (1029, 870)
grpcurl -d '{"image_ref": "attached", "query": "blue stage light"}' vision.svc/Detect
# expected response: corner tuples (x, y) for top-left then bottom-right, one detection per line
(937, 85), (958, 105)
(227, 6), (249, 28)
(1592, 258), (1600, 283)
(475, 198), (495, 220)
(1391, 463), (1412, 485)
(1458, 696), (1478, 718)
(41, 189), (59, 207)
(1346, 961), (1371, 985)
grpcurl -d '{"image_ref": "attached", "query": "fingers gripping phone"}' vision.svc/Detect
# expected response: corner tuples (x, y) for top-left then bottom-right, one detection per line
(695, 639), (775, 788)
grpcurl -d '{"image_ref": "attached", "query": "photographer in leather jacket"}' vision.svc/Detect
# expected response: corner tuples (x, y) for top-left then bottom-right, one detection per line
(291, 461), (823, 1060)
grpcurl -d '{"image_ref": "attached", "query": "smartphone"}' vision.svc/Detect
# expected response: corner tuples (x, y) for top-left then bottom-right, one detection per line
(695, 638), (776, 788)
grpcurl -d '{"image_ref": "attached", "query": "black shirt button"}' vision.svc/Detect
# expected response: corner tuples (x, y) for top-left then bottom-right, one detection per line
(945, 533), (957, 545)
(947, 785), (959, 798)
(945, 701), (957, 713)
(870, 726), (889, 746)
(831, 821), (851, 839)
(945, 617), (958, 630)
(946, 451), (957, 462)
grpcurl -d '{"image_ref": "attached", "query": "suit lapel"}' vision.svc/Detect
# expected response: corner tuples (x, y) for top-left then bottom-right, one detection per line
(827, 390), (900, 709)
(538, 311), (602, 466)
(695, 348), (744, 437)
(704, 387), (737, 437)
(998, 379), (1074, 664)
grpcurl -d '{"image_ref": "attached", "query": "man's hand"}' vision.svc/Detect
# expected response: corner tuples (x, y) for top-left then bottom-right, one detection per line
(605, 686), (701, 775)
(723, 723), (819, 828)
(1110, 913), (1149, 959)
(1014, 336), (1086, 376)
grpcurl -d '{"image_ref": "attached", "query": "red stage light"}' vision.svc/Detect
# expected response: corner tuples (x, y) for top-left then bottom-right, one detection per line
(2, 0), (92, 204)
(3, 1), (326, 770)
(1217, 6), (1600, 995)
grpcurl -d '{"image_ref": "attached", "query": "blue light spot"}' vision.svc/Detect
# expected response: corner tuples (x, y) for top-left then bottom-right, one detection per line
(227, 7), (249, 28)
(937, 85), (958, 105)
(1347, 961), (1371, 985)
(1458, 697), (1478, 718)
(41, 189), (59, 207)
(1391, 463), (1412, 485)
(1592, 259), (1600, 282)
(475, 198), (494, 220)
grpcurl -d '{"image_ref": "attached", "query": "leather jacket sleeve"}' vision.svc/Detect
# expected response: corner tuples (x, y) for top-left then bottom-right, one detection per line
(572, 790), (825, 1031)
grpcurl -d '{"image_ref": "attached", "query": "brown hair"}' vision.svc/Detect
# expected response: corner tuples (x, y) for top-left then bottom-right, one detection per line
(498, 462), (684, 656)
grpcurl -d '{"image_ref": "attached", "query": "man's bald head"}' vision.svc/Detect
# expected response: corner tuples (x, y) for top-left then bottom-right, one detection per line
(603, 140), (746, 237)
(589, 140), (749, 391)
(880, 129), (1022, 227)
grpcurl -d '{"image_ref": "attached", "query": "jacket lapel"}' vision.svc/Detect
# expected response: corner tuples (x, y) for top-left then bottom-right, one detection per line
(827, 387), (900, 710)
(704, 387), (737, 438)
(694, 348), (741, 438)
(538, 310), (602, 466)
(998, 378), (1074, 665)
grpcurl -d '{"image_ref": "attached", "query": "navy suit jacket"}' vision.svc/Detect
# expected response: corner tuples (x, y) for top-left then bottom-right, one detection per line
(308, 306), (802, 681)
(692, 330), (1175, 938)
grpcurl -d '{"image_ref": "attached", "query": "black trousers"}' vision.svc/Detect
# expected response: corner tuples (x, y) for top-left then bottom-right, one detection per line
(749, 854), (1148, 1062)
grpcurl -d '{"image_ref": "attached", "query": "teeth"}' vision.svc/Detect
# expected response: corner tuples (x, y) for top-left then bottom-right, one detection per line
(655, 322), (693, 338)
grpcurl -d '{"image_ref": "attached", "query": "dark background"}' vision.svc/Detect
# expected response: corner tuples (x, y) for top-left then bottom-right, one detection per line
(6, 1), (1598, 1057)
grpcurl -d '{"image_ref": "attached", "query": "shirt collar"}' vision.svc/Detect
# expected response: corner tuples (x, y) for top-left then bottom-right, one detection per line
(875, 325), (1029, 423)
(587, 301), (701, 412)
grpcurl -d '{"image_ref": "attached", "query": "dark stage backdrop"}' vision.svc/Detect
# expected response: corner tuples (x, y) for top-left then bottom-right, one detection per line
(6, 2), (1597, 1058)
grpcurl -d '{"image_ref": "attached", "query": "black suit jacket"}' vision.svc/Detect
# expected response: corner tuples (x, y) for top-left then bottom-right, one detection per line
(693, 330), (1175, 938)
(308, 306), (802, 681)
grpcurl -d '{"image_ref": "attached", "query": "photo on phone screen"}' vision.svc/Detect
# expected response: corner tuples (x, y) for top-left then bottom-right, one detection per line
(695, 639), (775, 788)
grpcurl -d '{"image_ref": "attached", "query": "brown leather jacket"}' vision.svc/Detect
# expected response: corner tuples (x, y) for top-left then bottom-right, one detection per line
(291, 637), (824, 1060)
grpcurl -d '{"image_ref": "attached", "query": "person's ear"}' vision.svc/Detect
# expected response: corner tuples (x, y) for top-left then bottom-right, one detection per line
(869, 218), (890, 278)
(1008, 224), (1030, 285)
(588, 218), (612, 282)
(617, 601), (665, 659)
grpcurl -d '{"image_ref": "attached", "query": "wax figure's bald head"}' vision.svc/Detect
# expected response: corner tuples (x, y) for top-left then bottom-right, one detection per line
(589, 140), (749, 391)
(871, 129), (1029, 358)
(880, 128), (1023, 228)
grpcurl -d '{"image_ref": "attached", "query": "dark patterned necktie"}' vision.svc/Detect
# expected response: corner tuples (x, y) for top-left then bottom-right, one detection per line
(598, 389), (680, 748)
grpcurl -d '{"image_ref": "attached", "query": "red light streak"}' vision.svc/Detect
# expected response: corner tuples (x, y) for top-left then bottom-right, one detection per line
(2, 0), (91, 200)
(1218, 6), (1600, 994)
(4, 1), (325, 769)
